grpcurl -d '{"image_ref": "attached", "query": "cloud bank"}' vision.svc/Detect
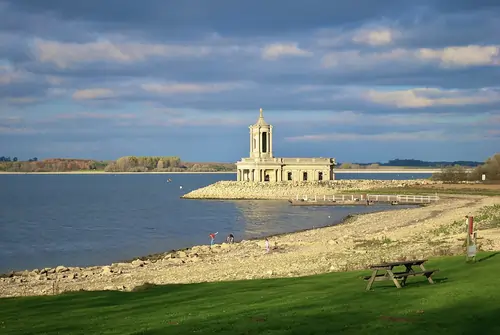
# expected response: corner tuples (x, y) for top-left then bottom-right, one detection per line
(1, 0), (499, 162)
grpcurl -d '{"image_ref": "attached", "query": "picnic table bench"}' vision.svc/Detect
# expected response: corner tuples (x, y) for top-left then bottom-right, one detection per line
(364, 259), (439, 290)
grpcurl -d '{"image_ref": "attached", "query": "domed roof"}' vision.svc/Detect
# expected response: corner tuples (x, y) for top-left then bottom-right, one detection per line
(253, 108), (270, 127)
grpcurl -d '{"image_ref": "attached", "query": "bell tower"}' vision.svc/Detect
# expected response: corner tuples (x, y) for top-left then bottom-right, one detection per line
(249, 108), (273, 159)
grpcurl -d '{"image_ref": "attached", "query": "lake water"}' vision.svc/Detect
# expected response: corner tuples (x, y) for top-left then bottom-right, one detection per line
(0, 172), (431, 273)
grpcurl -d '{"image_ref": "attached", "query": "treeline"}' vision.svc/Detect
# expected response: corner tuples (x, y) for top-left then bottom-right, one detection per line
(432, 153), (500, 182)
(0, 159), (108, 172)
(104, 156), (236, 172)
(0, 156), (38, 162)
(337, 159), (483, 169)
(0, 156), (236, 173)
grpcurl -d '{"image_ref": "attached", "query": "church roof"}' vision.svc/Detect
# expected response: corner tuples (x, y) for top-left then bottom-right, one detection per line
(253, 108), (270, 127)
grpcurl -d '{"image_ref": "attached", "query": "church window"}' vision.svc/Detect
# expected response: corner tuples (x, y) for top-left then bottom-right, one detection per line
(262, 132), (267, 153)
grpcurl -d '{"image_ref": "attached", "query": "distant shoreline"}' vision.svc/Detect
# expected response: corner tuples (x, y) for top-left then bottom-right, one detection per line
(0, 169), (442, 175)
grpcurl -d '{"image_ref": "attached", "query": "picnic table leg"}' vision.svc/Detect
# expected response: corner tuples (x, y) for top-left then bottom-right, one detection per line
(366, 270), (378, 291)
(386, 269), (402, 289)
(419, 263), (435, 284)
(401, 265), (413, 287)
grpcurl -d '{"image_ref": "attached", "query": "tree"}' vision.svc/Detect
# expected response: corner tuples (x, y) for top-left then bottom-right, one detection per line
(432, 165), (469, 182)
(157, 160), (165, 170)
(469, 153), (500, 181)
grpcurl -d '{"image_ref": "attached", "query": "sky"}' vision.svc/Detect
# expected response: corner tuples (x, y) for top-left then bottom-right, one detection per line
(1, 0), (499, 163)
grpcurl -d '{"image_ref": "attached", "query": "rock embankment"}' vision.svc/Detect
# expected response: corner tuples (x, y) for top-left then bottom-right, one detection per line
(181, 179), (441, 200)
(2, 194), (498, 298)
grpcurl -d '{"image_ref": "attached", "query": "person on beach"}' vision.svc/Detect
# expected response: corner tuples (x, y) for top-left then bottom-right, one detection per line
(209, 232), (218, 247)
(226, 233), (234, 244)
(265, 238), (270, 253)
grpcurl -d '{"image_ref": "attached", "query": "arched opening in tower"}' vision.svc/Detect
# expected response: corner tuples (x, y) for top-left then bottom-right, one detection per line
(261, 132), (267, 153)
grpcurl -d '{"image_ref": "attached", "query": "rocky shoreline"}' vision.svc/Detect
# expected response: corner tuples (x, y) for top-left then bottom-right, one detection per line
(181, 179), (441, 200)
(2, 193), (499, 298)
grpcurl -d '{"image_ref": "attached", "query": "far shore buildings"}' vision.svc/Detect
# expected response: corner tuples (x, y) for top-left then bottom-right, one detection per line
(236, 109), (336, 182)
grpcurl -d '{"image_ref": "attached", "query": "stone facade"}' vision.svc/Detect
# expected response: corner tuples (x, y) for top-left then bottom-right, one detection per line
(236, 109), (336, 182)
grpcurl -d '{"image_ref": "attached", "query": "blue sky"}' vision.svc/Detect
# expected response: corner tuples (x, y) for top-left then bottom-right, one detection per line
(1, 0), (499, 163)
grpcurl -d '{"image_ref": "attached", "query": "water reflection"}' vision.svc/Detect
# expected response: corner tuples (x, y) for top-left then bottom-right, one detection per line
(229, 200), (415, 240)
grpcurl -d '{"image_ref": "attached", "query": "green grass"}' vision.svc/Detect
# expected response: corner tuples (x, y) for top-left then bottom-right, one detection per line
(1, 253), (499, 335)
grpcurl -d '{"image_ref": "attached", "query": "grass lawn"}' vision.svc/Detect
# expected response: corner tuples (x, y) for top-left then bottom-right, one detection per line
(1, 252), (499, 334)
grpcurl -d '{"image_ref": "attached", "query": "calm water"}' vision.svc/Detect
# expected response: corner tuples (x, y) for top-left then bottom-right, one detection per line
(0, 172), (430, 272)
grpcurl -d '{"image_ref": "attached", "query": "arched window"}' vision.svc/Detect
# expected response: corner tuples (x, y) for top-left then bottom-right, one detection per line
(261, 132), (267, 153)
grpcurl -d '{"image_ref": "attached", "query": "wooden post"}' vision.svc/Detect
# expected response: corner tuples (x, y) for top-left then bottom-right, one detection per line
(465, 216), (477, 263)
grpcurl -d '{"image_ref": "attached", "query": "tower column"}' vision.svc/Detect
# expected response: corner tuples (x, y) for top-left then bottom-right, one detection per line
(269, 127), (273, 158)
(249, 128), (252, 157)
(257, 127), (262, 158)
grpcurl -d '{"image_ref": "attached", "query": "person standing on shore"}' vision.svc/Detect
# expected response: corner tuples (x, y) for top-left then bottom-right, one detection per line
(265, 238), (270, 253)
(226, 233), (235, 244)
(209, 232), (218, 247)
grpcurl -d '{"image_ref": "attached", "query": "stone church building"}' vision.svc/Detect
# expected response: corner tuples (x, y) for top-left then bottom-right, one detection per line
(236, 109), (336, 182)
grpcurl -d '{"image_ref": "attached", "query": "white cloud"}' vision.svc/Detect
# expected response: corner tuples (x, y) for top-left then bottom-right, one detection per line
(319, 110), (484, 126)
(352, 28), (399, 46)
(34, 39), (213, 68)
(322, 48), (413, 69)
(417, 45), (500, 67)
(321, 45), (500, 70)
(141, 82), (249, 94)
(285, 131), (446, 142)
(365, 87), (500, 108)
(261, 43), (313, 60)
(0, 65), (29, 85)
(55, 112), (136, 120)
(45, 76), (64, 85)
(315, 25), (400, 48)
(72, 88), (116, 100)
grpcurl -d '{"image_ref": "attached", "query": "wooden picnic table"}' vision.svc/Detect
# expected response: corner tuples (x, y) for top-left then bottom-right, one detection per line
(364, 259), (439, 291)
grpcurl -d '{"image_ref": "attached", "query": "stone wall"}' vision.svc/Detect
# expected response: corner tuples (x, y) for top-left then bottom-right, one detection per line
(181, 179), (440, 200)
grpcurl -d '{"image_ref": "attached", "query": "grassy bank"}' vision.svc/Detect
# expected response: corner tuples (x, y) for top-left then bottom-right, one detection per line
(1, 252), (499, 334)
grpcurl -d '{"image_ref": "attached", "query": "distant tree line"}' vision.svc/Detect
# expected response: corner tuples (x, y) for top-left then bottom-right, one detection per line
(337, 159), (483, 169)
(2, 155), (492, 176)
(432, 153), (500, 182)
(0, 156), (236, 173)
(0, 158), (107, 172)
